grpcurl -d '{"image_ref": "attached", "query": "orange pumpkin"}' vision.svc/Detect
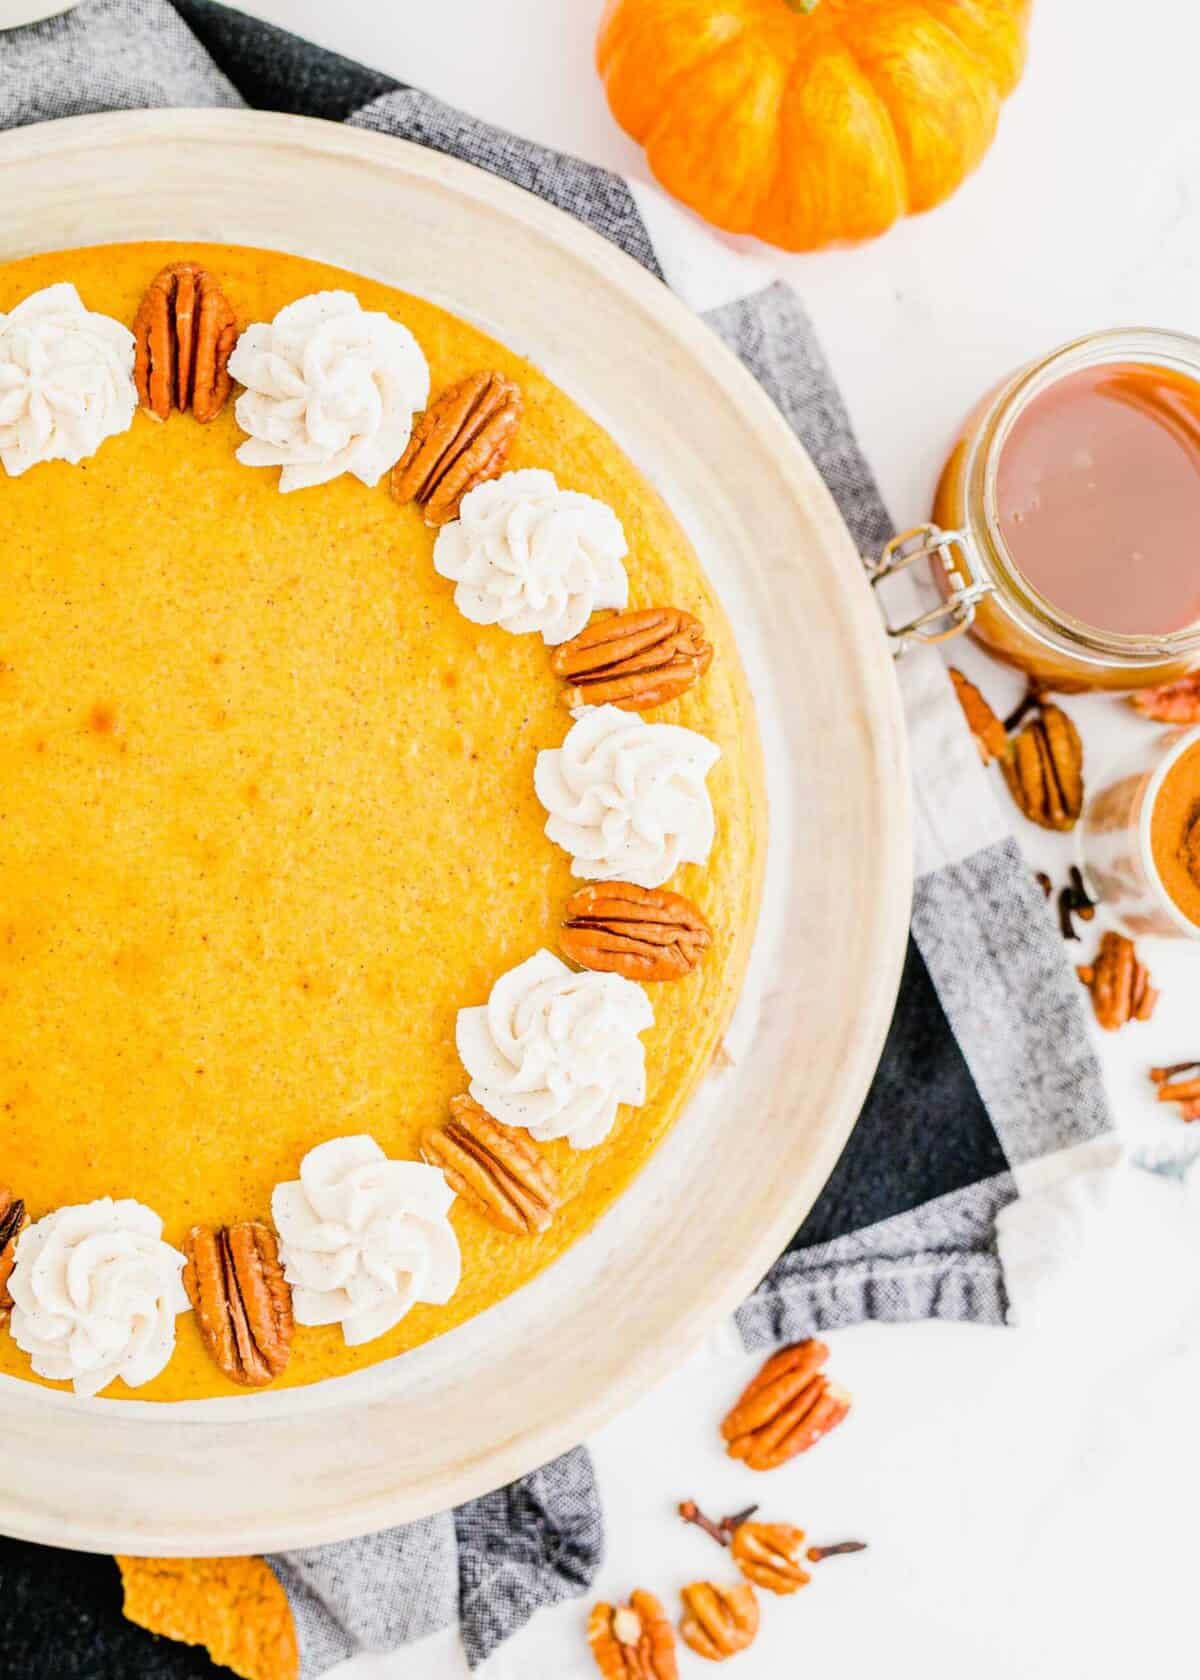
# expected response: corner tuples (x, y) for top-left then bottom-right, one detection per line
(596, 0), (1032, 251)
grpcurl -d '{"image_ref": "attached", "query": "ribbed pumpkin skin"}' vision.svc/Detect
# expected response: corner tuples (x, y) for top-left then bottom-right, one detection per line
(596, 0), (1032, 251)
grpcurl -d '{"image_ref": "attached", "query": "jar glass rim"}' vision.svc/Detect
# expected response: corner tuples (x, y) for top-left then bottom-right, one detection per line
(964, 327), (1200, 668)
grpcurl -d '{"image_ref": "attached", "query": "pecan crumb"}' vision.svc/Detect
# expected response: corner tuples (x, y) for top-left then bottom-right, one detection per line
(1077, 931), (1159, 1030)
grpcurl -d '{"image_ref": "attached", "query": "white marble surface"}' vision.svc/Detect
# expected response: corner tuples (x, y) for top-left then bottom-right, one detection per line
(218, 3), (1200, 1674)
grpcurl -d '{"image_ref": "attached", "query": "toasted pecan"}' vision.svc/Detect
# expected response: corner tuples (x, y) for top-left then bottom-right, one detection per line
(1130, 671), (1200, 723)
(562, 882), (711, 981)
(551, 607), (713, 711)
(678, 1582), (758, 1662)
(182, 1222), (293, 1387)
(391, 371), (521, 524)
(730, 1521), (811, 1595)
(422, 1095), (559, 1235)
(133, 262), (236, 422)
(0, 1184), (27, 1321)
(1077, 931), (1159, 1030)
(587, 1590), (679, 1679)
(721, 1340), (851, 1471)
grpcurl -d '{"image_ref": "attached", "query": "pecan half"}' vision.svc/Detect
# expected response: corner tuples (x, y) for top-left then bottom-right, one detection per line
(678, 1582), (758, 1662)
(551, 608), (713, 711)
(0, 1185), (28, 1322)
(721, 1339), (851, 1471)
(561, 882), (712, 981)
(948, 668), (1008, 764)
(1077, 932), (1159, 1030)
(421, 1095), (559, 1235)
(1002, 698), (1084, 831)
(730, 1521), (811, 1595)
(1151, 1062), (1200, 1121)
(391, 371), (521, 525)
(182, 1222), (294, 1387)
(587, 1590), (679, 1679)
(950, 673), (1085, 832)
(1130, 671), (1200, 723)
(133, 262), (237, 422)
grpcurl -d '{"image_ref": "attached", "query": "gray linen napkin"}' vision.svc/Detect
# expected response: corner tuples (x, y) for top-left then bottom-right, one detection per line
(0, 2), (1114, 1672)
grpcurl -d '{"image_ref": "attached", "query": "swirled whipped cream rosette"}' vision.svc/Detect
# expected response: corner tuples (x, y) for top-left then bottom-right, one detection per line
(228, 290), (430, 492)
(0, 282), (137, 476)
(271, 1135), (461, 1346)
(8, 1198), (189, 1397)
(433, 467), (629, 644)
(456, 948), (654, 1149)
(535, 702), (720, 889)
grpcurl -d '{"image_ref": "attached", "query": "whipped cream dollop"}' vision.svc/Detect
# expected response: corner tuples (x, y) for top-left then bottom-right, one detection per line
(0, 282), (137, 477)
(8, 1199), (189, 1397)
(272, 1135), (461, 1345)
(457, 948), (653, 1149)
(228, 291), (429, 493)
(535, 703), (720, 889)
(432, 468), (629, 644)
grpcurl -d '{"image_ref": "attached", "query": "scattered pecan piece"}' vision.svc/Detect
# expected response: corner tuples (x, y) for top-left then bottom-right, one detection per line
(950, 671), (1085, 832)
(182, 1222), (294, 1387)
(422, 1094), (559, 1235)
(949, 667), (1008, 764)
(1077, 931), (1159, 1030)
(721, 1339), (851, 1471)
(678, 1582), (758, 1662)
(551, 607), (713, 711)
(133, 262), (237, 422)
(1150, 1062), (1200, 1121)
(0, 1185), (28, 1322)
(1001, 696), (1084, 831)
(561, 882), (712, 981)
(391, 371), (521, 525)
(1130, 671), (1200, 723)
(587, 1590), (679, 1679)
(730, 1521), (811, 1595)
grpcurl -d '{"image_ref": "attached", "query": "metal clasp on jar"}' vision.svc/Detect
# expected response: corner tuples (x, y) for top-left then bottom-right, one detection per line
(866, 524), (994, 655)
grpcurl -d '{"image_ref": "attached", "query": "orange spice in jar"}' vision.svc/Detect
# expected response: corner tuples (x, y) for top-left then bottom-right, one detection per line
(913, 330), (1200, 691)
(1078, 725), (1200, 939)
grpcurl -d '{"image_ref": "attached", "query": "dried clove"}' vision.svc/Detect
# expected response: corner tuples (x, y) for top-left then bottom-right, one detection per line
(806, 1541), (869, 1563)
(678, 1500), (758, 1547)
(1057, 866), (1097, 941)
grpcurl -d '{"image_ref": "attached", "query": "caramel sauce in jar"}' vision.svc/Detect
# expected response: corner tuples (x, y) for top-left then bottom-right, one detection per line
(933, 330), (1200, 691)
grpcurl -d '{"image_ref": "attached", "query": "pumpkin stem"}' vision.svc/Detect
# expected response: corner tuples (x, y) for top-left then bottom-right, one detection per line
(783, 0), (822, 11)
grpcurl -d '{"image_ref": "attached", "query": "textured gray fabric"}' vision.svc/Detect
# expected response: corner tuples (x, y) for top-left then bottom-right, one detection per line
(454, 1448), (606, 1670)
(351, 89), (663, 280)
(0, 5), (1115, 1676)
(703, 282), (894, 556)
(912, 836), (1112, 1167)
(736, 1173), (1015, 1348)
(270, 1516), (459, 1673)
(0, 0), (242, 126)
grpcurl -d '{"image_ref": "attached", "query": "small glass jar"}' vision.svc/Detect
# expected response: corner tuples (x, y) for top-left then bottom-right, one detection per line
(871, 328), (1200, 690)
(1077, 725), (1200, 940)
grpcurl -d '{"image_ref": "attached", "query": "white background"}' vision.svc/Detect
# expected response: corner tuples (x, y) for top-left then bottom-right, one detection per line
(24, 1), (1200, 1674)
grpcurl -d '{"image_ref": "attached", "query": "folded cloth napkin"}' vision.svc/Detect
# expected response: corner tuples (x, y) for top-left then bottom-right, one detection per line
(0, 2), (1115, 1674)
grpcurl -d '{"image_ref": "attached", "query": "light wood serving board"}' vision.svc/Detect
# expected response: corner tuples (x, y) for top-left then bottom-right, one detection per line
(0, 109), (911, 1554)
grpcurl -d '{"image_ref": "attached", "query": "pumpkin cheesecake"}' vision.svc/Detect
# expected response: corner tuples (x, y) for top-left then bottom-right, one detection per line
(0, 241), (764, 1401)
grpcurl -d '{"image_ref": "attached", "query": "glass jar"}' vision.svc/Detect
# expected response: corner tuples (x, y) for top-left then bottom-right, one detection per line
(1077, 725), (1200, 940)
(871, 328), (1200, 690)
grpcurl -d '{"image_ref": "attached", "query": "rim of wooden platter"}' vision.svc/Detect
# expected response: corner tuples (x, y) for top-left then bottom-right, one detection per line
(0, 109), (912, 1555)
